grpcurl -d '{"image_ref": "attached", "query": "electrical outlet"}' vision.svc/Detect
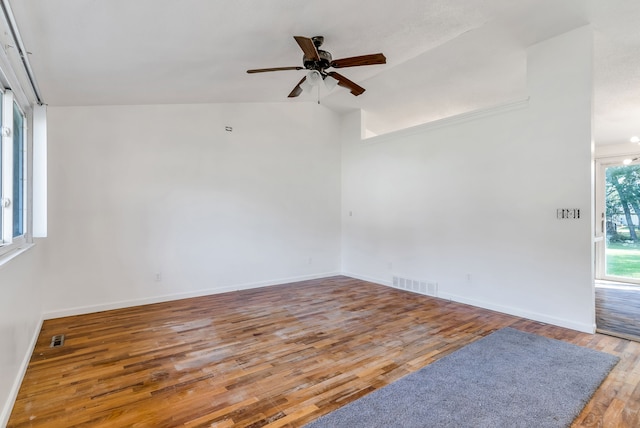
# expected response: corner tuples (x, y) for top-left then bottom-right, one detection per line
(155, 273), (162, 282)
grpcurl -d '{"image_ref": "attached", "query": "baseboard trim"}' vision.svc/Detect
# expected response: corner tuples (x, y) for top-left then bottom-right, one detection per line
(341, 271), (595, 334)
(43, 271), (342, 320)
(341, 271), (393, 287)
(1, 316), (43, 427)
(437, 291), (594, 334)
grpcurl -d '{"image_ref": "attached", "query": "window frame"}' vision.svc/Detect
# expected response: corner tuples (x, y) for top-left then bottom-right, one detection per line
(0, 89), (31, 260)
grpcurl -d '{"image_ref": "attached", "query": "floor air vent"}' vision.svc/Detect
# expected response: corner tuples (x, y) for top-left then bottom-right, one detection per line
(392, 276), (438, 297)
(50, 334), (65, 348)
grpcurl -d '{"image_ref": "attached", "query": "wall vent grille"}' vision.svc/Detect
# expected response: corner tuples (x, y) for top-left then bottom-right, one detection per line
(392, 276), (438, 297)
(50, 334), (65, 348)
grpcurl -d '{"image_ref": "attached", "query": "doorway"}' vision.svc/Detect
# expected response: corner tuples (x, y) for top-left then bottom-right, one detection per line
(595, 158), (640, 341)
(595, 160), (640, 283)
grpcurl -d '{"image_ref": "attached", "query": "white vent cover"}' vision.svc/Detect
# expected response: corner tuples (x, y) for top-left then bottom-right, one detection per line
(392, 276), (438, 297)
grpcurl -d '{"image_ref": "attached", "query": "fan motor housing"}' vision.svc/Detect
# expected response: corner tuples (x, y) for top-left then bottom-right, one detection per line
(303, 49), (332, 71)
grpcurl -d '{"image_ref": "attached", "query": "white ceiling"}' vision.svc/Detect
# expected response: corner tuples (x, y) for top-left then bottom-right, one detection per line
(8, 0), (640, 144)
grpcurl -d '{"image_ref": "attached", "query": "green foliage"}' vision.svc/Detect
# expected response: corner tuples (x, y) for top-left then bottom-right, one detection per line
(604, 165), (640, 278)
(605, 164), (640, 242)
(606, 242), (640, 278)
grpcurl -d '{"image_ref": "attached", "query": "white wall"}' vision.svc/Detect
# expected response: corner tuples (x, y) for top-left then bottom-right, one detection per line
(40, 102), (343, 317)
(0, 246), (44, 425)
(341, 27), (594, 332)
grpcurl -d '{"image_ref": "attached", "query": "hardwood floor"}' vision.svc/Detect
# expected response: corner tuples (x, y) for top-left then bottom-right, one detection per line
(596, 283), (640, 341)
(8, 276), (640, 427)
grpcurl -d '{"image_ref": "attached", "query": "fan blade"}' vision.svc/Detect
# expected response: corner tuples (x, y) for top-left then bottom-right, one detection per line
(288, 76), (307, 98)
(327, 72), (365, 96)
(293, 36), (320, 61)
(331, 53), (386, 68)
(247, 66), (303, 74)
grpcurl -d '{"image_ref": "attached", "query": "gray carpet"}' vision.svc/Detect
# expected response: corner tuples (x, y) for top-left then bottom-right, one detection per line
(305, 327), (619, 428)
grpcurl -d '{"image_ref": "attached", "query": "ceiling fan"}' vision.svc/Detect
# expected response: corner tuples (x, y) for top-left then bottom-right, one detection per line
(247, 36), (386, 98)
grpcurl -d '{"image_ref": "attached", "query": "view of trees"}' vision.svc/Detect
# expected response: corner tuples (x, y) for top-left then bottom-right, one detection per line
(604, 164), (640, 279)
(606, 164), (640, 242)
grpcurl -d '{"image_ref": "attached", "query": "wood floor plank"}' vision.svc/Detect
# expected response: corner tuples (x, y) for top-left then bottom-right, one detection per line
(596, 284), (640, 341)
(7, 276), (639, 427)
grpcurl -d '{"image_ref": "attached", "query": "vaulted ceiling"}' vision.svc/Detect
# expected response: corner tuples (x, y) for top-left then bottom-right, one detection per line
(9, 0), (640, 144)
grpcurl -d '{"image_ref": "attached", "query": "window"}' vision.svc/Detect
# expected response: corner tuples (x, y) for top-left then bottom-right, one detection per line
(0, 90), (28, 256)
(595, 158), (640, 284)
(0, 2), (46, 264)
(12, 100), (26, 238)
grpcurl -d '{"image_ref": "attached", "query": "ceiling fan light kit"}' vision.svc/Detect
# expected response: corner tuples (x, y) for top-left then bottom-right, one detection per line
(247, 35), (386, 99)
(306, 70), (322, 86)
(324, 74), (339, 91)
